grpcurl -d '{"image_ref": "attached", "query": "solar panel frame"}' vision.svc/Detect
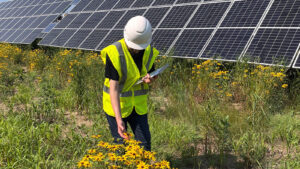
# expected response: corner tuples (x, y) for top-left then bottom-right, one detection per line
(242, 28), (300, 67)
(292, 51), (300, 69)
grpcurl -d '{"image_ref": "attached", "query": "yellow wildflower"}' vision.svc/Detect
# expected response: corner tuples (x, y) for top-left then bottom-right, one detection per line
(282, 84), (288, 88)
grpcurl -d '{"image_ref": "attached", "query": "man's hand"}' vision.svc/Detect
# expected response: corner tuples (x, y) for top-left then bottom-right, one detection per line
(116, 118), (128, 139)
(142, 73), (158, 84)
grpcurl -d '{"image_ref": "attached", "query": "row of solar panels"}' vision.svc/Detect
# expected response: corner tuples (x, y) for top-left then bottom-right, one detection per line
(0, 0), (69, 10)
(38, 0), (300, 69)
(0, 0), (299, 69)
(0, 0), (72, 44)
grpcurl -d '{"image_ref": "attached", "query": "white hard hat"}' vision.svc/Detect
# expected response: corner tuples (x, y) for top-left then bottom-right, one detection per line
(124, 16), (152, 50)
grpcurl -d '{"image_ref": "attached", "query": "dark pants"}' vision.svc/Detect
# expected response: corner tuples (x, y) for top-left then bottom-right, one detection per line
(105, 109), (151, 151)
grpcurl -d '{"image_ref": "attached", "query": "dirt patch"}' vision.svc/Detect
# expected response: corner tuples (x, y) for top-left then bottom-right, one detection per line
(62, 111), (94, 138)
(0, 102), (9, 115)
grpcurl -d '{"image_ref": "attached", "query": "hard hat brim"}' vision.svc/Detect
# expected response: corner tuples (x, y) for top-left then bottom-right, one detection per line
(124, 37), (152, 50)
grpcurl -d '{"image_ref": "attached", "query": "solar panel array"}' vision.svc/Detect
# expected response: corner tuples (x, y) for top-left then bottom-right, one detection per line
(0, 0), (72, 44)
(0, 0), (299, 69)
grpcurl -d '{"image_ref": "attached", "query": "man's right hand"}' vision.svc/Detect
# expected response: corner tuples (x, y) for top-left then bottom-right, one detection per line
(116, 119), (128, 139)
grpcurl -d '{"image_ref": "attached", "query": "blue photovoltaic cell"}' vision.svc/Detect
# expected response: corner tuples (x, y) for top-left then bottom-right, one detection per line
(244, 29), (300, 65)
(176, 0), (202, 4)
(55, 14), (77, 28)
(144, 7), (169, 28)
(42, 2), (60, 15)
(71, 0), (90, 12)
(20, 17), (37, 29)
(34, 4), (49, 15)
(83, 0), (104, 11)
(131, 0), (153, 8)
(7, 30), (24, 43)
(39, 29), (63, 45)
(22, 29), (42, 44)
(159, 5), (197, 28)
(51, 29), (76, 46)
(221, 0), (270, 27)
(98, 0), (119, 10)
(6, 18), (21, 29)
(14, 30), (32, 43)
(67, 13), (91, 28)
(2, 19), (14, 29)
(52, 1), (72, 14)
(12, 18), (28, 29)
(1, 30), (17, 42)
(152, 29), (181, 53)
(80, 30), (109, 50)
(152, 0), (174, 6)
(97, 30), (123, 50)
(115, 9), (146, 29)
(23, 6), (38, 17)
(188, 2), (230, 28)
(64, 29), (92, 48)
(81, 12), (107, 29)
(173, 29), (214, 58)
(293, 55), (300, 68)
(29, 16), (47, 29)
(262, 0), (300, 27)
(97, 11), (125, 29)
(203, 29), (254, 60)
(114, 0), (135, 9)
(38, 15), (57, 28)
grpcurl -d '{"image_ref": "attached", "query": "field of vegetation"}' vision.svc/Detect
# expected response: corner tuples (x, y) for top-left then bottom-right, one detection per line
(0, 43), (300, 169)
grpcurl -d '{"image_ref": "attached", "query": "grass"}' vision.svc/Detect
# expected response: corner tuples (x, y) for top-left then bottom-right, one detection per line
(0, 43), (300, 168)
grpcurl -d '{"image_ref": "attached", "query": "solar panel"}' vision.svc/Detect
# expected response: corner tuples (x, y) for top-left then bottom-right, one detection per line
(131, 0), (153, 8)
(71, 0), (90, 12)
(0, 0), (73, 44)
(114, 0), (135, 9)
(221, 0), (270, 27)
(97, 11), (125, 29)
(152, 0), (175, 6)
(293, 54), (300, 69)
(39, 29), (63, 45)
(187, 2), (230, 28)
(80, 30), (110, 50)
(159, 5), (197, 28)
(81, 12), (107, 29)
(56, 14), (78, 28)
(98, 0), (119, 10)
(22, 29), (43, 44)
(176, 0), (202, 4)
(67, 13), (92, 28)
(152, 29), (181, 53)
(97, 30), (123, 50)
(64, 29), (92, 48)
(115, 9), (146, 29)
(244, 28), (300, 66)
(262, 0), (300, 27)
(144, 7), (170, 28)
(7, 30), (24, 43)
(83, 0), (104, 11)
(173, 29), (214, 58)
(51, 29), (76, 46)
(202, 29), (254, 60)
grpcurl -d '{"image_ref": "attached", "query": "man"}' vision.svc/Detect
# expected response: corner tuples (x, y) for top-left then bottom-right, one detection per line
(100, 16), (159, 151)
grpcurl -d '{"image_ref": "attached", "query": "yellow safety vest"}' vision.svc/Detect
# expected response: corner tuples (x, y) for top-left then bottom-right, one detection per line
(101, 39), (159, 118)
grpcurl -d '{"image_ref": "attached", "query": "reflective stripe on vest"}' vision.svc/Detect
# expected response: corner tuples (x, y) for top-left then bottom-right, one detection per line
(103, 86), (148, 97)
(146, 48), (153, 71)
(113, 41), (127, 92)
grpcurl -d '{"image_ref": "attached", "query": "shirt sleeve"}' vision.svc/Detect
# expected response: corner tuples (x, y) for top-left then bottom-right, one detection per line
(105, 55), (119, 81)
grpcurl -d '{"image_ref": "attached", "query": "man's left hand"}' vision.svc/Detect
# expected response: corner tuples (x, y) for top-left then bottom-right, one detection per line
(142, 73), (157, 84)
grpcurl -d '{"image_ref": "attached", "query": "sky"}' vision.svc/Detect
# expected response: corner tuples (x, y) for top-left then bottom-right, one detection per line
(0, 0), (11, 2)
